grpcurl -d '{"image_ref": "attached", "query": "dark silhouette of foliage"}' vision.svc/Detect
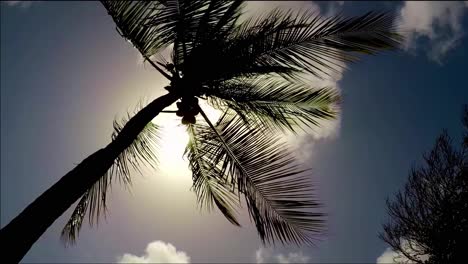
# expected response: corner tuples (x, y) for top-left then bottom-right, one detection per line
(379, 106), (468, 264)
(0, 1), (402, 262)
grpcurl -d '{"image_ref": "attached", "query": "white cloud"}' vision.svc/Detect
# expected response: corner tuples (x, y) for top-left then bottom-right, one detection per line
(3, 1), (34, 8)
(377, 247), (404, 264)
(255, 248), (310, 264)
(397, 1), (468, 63)
(376, 240), (429, 264)
(118, 241), (190, 263)
(118, 244), (310, 264)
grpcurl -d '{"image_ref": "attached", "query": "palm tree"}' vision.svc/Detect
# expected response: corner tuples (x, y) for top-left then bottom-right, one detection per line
(0, 1), (403, 262)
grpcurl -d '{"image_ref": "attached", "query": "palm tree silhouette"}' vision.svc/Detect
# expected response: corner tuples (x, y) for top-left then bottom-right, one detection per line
(0, 1), (403, 262)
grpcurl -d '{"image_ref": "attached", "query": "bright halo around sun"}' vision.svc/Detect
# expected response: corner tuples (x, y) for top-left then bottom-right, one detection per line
(152, 99), (222, 183)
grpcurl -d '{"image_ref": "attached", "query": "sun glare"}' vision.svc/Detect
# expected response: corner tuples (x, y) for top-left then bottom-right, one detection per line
(152, 100), (222, 182)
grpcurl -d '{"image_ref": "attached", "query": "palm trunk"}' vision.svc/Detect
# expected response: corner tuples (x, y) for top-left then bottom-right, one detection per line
(0, 92), (180, 263)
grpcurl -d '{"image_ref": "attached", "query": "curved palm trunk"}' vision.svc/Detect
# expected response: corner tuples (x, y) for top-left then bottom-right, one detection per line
(0, 92), (180, 263)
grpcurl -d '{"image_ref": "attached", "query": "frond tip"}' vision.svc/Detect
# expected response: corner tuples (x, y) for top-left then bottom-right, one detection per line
(60, 110), (161, 244)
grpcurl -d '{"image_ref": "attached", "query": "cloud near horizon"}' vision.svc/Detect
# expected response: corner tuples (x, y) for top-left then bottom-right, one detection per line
(117, 241), (191, 263)
(377, 247), (405, 264)
(376, 240), (429, 264)
(117, 242), (312, 264)
(397, 1), (468, 64)
(255, 248), (310, 264)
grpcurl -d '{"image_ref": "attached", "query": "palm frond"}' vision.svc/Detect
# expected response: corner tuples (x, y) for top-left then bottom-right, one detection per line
(209, 0), (244, 40)
(101, 1), (244, 68)
(61, 106), (161, 244)
(193, 110), (324, 245)
(185, 124), (241, 226)
(101, 1), (164, 58)
(194, 9), (403, 81)
(206, 76), (340, 133)
(170, 0), (244, 65)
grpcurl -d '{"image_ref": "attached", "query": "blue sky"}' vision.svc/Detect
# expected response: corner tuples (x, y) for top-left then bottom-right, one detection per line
(1, 1), (468, 263)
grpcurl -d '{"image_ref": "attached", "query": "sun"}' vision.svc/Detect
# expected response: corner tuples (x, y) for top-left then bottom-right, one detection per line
(151, 99), (222, 181)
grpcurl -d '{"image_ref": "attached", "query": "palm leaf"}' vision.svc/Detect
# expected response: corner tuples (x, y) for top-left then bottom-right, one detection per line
(235, 9), (403, 77)
(168, 0), (244, 66)
(185, 124), (241, 226)
(191, 9), (402, 81)
(101, 1), (165, 58)
(206, 76), (340, 133)
(193, 110), (324, 245)
(61, 107), (161, 244)
(101, 1), (243, 67)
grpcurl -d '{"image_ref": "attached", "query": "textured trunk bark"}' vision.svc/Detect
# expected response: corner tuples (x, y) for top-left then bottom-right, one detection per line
(0, 92), (180, 263)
